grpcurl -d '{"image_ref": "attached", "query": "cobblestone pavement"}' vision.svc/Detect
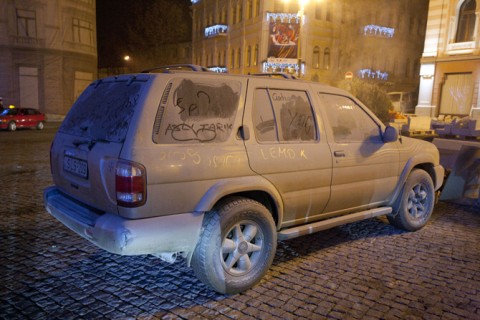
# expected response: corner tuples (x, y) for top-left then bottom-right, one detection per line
(1, 124), (479, 320)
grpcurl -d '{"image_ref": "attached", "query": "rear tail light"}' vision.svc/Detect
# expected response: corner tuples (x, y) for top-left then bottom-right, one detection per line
(115, 160), (146, 207)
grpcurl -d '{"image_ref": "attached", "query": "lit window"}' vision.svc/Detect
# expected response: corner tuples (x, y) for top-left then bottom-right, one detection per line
(323, 48), (330, 70)
(313, 46), (320, 69)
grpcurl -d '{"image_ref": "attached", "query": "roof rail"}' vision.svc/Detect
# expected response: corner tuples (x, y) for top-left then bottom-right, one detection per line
(251, 73), (298, 79)
(141, 64), (211, 73)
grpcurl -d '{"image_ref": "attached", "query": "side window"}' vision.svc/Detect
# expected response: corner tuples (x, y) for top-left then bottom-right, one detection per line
(318, 93), (382, 143)
(153, 78), (241, 144)
(253, 88), (316, 143)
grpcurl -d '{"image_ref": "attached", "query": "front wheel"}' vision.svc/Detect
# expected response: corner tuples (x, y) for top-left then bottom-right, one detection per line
(388, 169), (435, 231)
(191, 197), (277, 294)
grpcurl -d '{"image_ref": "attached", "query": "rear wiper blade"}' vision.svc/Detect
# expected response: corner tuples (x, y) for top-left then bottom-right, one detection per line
(73, 138), (110, 150)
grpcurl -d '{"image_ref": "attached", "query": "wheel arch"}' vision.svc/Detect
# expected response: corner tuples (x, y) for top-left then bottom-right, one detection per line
(194, 177), (284, 230)
(388, 158), (438, 208)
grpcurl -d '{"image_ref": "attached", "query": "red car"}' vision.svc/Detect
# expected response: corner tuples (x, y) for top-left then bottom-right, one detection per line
(0, 107), (46, 131)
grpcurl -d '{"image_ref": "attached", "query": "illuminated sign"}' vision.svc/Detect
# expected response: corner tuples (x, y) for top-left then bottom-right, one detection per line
(363, 25), (395, 38)
(358, 69), (389, 80)
(208, 66), (228, 73)
(266, 12), (300, 23)
(204, 24), (228, 38)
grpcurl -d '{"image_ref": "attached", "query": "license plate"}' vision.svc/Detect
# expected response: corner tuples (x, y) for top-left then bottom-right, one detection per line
(63, 155), (88, 179)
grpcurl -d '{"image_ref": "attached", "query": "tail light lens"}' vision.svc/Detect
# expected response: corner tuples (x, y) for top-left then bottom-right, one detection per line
(115, 160), (146, 207)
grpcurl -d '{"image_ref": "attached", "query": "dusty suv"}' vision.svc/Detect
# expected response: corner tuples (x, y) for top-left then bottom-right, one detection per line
(44, 67), (444, 294)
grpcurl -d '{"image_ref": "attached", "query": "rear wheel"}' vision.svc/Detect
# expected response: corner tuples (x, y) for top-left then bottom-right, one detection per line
(191, 197), (277, 294)
(7, 121), (16, 131)
(388, 169), (434, 231)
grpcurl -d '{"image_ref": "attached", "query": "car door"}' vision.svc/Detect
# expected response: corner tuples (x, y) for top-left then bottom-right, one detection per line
(316, 93), (400, 214)
(243, 79), (332, 227)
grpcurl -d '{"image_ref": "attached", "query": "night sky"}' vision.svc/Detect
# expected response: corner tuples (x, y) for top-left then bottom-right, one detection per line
(96, 0), (134, 68)
(96, 0), (191, 68)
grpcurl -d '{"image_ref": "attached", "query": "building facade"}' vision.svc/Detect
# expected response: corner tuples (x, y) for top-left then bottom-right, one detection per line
(191, 0), (428, 93)
(417, 0), (480, 118)
(0, 0), (97, 116)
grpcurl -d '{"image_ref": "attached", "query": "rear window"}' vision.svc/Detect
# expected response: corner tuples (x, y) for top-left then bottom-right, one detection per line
(59, 77), (146, 142)
(153, 78), (241, 144)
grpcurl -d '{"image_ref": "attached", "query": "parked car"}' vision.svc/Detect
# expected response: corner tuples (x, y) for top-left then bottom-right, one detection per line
(0, 107), (46, 131)
(44, 66), (444, 294)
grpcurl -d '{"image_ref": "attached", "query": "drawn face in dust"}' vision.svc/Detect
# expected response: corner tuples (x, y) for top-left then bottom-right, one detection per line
(173, 79), (239, 122)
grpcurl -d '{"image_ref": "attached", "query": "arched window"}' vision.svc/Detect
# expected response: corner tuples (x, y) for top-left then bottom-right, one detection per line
(323, 48), (330, 70)
(456, 0), (476, 43)
(313, 46), (320, 69)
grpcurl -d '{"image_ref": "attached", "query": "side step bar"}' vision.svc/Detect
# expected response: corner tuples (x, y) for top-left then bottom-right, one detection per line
(278, 207), (392, 241)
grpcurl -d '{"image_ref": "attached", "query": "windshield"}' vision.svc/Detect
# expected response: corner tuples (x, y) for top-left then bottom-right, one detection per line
(59, 77), (146, 142)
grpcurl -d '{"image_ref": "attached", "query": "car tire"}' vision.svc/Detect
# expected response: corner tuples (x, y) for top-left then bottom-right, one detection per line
(36, 121), (44, 130)
(7, 121), (16, 131)
(388, 169), (434, 231)
(191, 197), (277, 294)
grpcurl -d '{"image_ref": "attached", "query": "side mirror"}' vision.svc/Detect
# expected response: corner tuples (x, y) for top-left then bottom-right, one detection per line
(383, 125), (398, 143)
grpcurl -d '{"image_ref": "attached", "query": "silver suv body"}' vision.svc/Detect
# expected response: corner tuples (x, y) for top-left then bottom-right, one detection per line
(44, 69), (444, 294)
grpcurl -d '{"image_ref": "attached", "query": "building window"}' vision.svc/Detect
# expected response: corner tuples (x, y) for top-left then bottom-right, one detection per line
(254, 44), (259, 66)
(315, 3), (322, 20)
(247, 0), (252, 19)
(255, 0), (260, 17)
(456, 0), (476, 43)
(232, 5), (237, 24)
(231, 49), (235, 69)
(238, 2), (243, 22)
(323, 48), (330, 70)
(16, 9), (37, 38)
(73, 18), (94, 45)
(247, 46), (252, 67)
(237, 48), (242, 68)
(313, 46), (320, 69)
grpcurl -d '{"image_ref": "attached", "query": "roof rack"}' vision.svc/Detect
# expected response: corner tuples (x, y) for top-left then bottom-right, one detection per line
(250, 73), (298, 79)
(141, 64), (211, 73)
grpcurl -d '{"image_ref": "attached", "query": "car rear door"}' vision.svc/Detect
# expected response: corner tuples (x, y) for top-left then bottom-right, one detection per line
(243, 79), (332, 228)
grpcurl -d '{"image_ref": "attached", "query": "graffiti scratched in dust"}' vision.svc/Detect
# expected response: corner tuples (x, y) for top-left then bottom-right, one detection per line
(165, 122), (234, 142)
(278, 95), (315, 141)
(173, 79), (239, 121)
(158, 79), (240, 143)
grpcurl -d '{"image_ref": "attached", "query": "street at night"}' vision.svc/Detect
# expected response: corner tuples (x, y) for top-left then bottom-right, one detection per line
(1, 125), (479, 319)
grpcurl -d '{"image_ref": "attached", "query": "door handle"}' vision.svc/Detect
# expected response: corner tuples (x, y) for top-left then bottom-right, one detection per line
(334, 151), (346, 157)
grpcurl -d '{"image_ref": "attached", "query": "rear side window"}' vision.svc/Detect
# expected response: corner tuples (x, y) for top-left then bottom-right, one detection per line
(318, 93), (382, 143)
(153, 78), (241, 144)
(252, 88), (316, 143)
(60, 77), (145, 143)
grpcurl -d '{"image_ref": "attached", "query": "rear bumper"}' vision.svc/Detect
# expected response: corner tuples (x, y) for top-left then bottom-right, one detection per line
(43, 186), (204, 259)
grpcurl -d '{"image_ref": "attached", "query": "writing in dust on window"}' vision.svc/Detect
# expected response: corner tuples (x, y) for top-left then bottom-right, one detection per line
(273, 92), (315, 141)
(162, 79), (240, 143)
